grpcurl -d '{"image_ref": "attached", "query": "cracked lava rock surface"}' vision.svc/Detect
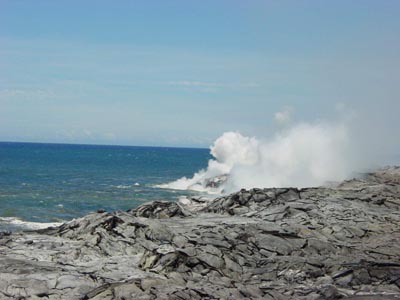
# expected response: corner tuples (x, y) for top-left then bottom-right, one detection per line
(1, 167), (400, 299)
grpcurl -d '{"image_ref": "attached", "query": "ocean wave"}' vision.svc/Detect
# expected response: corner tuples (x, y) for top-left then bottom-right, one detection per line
(155, 174), (226, 194)
(0, 217), (63, 231)
(115, 185), (132, 189)
(115, 183), (140, 189)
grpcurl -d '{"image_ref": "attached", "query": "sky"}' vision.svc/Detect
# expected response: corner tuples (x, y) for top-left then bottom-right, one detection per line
(0, 0), (399, 148)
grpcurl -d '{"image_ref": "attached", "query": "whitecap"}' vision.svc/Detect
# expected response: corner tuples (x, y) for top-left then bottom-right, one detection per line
(115, 185), (131, 189)
(0, 217), (63, 231)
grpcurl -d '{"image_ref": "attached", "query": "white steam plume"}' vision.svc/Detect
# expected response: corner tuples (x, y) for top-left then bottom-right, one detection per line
(160, 121), (358, 194)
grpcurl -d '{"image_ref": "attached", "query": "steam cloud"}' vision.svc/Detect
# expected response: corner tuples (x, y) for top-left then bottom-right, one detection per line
(160, 120), (361, 194)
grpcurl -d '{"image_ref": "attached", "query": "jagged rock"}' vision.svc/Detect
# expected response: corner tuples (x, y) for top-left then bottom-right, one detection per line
(128, 201), (190, 218)
(204, 174), (229, 189)
(1, 168), (400, 299)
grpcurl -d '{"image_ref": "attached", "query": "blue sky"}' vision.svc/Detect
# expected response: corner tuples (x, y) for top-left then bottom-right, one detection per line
(1, 0), (399, 148)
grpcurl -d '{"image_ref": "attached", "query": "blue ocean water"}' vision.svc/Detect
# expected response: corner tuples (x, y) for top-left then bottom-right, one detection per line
(0, 142), (211, 230)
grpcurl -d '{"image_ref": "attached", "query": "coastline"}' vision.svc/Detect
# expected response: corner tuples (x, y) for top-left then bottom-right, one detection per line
(1, 168), (400, 299)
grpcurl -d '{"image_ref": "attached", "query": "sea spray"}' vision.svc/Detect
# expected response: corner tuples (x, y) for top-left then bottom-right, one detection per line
(0, 217), (63, 231)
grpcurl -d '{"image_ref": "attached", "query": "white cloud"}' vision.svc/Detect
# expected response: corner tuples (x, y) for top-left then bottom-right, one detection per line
(0, 88), (55, 101)
(166, 80), (260, 91)
(274, 106), (294, 125)
(167, 81), (222, 88)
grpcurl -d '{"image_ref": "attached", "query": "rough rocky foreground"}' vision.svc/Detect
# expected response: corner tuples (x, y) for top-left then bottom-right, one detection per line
(1, 168), (400, 300)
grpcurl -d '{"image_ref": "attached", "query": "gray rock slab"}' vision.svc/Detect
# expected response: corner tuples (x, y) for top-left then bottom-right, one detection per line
(1, 167), (400, 299)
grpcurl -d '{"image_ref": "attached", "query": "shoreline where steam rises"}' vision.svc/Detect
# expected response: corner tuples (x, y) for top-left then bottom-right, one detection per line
(158, 118), (373, 194)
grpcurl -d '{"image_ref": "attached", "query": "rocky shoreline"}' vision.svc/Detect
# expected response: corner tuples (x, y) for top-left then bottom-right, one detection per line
(1, 168), (400, 299)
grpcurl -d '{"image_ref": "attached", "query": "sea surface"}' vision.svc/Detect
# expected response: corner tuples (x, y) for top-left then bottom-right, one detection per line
(0, 142), (211, 231)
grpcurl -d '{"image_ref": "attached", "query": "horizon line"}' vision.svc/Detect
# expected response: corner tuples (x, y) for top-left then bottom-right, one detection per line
(0, 140), (209, 151)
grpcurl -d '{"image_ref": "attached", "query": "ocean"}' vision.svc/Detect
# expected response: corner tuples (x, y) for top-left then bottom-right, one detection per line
(0, 142), (211, 231)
